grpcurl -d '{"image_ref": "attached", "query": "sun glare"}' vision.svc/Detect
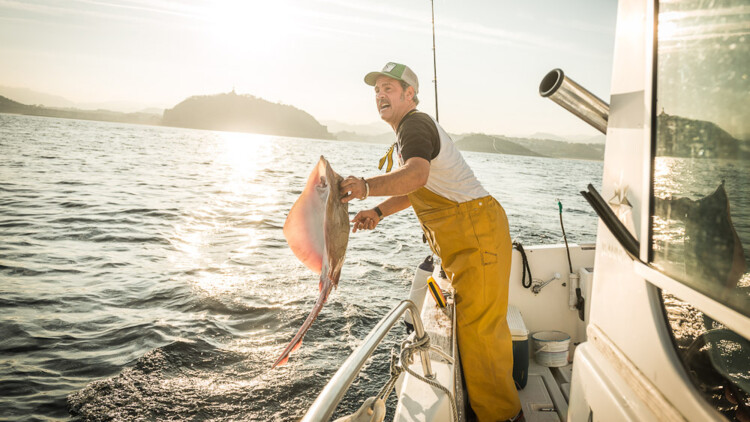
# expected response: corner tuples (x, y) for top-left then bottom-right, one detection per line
(170, 131), (279, 298)
(658, 18), (680, 41)
(218, 131), (271, 179)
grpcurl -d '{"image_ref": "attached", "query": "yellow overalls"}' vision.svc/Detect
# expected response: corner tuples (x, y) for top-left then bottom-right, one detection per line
(408, 186), (521, 421)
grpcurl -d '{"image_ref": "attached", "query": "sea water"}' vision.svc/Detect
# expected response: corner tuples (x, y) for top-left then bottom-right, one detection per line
(0, 113), (600, 420)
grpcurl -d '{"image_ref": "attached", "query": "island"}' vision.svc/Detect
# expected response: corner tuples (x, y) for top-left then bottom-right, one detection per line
(162, 91), (333, 140)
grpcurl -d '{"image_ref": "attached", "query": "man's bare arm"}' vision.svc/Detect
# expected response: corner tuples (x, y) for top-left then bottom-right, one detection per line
(379, 195), (411, 217)
(340, 157), (429, 203)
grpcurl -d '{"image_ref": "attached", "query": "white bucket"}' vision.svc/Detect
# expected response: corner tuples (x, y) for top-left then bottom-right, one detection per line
(532, 331), (570, 367)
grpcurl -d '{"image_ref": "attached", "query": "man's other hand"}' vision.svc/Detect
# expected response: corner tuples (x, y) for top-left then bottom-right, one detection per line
(351, 209), (380, 233)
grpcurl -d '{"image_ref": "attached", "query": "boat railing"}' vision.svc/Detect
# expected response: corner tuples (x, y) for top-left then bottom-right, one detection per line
(301, 300), (433, 422)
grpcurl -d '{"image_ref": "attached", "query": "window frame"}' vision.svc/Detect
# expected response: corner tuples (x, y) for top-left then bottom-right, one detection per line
(636, 261), (750, 340)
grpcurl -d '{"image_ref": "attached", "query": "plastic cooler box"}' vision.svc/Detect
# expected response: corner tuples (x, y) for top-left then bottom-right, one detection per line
(506, 305), (529, 389)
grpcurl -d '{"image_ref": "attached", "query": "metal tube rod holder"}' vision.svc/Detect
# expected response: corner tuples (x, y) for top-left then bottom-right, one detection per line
(539, 68), (609, 134)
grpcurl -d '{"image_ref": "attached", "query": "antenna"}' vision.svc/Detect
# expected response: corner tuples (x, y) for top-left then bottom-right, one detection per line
(431, 0), (439, 122)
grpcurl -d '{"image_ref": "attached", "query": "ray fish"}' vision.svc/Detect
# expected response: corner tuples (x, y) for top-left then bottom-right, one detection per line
(273, 156), (350, 368)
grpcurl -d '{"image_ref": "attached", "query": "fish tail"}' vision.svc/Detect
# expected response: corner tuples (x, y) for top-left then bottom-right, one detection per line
(272, 279), (334, 368)
(319, 275), (336, 292)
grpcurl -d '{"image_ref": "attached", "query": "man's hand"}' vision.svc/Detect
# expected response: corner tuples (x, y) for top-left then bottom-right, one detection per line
(340, 176), (367, 203)
(351, 209), (380, 233)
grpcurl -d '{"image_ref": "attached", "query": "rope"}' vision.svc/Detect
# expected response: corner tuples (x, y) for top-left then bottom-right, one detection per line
(401, 334), (458, 422)
(513, 241), (533, 288)
(370, 332), (459, 422)
(374, 349), (403, 403)
(400, 334), (459, 422)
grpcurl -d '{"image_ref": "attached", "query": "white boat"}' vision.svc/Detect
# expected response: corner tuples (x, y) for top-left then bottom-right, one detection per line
(302, 0), (749, 420)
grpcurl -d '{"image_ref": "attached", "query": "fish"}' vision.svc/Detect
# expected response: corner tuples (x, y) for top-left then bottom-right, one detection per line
(273, 156), (350, 368)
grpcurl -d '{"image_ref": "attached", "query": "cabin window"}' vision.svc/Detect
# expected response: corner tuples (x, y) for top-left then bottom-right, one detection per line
(652, 0), (750, 419)
(652, 0), (750, 316)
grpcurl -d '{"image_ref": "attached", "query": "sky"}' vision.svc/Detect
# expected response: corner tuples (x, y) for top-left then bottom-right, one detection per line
(0, 0), (618, 137)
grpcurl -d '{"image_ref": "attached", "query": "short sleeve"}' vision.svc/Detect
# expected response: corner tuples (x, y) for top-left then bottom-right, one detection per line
(398, 113), (440, 162)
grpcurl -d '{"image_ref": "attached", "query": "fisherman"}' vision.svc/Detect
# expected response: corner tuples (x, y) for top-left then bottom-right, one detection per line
(339, 62), (523, 422)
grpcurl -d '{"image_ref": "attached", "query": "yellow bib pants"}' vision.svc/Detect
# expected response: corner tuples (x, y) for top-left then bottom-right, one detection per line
(408, 187), (521, 421)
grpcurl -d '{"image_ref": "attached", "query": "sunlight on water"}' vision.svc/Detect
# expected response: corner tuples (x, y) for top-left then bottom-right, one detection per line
(170, 131), (282, 298)
(738, 273), (750, 289)
(653, 157), (681, 197)
(218, 131), (272, 183)
(193, 271), (251, 297)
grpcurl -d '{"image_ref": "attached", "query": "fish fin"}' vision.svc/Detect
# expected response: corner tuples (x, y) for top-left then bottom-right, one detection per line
(283, 158), (329, 274)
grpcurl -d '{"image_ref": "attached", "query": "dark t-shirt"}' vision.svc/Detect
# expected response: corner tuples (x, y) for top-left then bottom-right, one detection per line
(396, 111), (441, 162)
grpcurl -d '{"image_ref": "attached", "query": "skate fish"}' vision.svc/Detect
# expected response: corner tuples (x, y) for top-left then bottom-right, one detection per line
(273, 156), (349, 367)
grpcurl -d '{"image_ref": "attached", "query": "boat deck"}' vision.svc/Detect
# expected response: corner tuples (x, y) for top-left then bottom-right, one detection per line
(519, 361), (571, 422)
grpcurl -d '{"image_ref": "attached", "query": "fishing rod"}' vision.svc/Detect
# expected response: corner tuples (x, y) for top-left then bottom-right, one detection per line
(431, 0), (439, 122)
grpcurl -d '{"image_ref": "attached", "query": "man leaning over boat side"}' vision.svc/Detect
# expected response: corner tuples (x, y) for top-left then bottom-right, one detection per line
(339, 61), (523, 422)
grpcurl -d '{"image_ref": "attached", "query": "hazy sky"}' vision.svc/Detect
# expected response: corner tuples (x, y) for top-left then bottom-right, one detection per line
(0, 0), (618, 137)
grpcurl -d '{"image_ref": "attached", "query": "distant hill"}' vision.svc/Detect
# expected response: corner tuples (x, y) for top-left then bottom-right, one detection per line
(323, 120), (387, 136)
(163, 92), (333, 139)
(0, 95), (161, 125)
(0, 95), (29, 113)
(334, 131), (396, 144)
(0, 86), (168, 113)
(75, 101), (166, 114)
(455, 133), (545, 157)
(509, 137), (605, 160)
(573, 134), (607, 144)
(528, 132), (567, 142)
(529, 132), (606, 144)
(0, 86), (75, 108)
